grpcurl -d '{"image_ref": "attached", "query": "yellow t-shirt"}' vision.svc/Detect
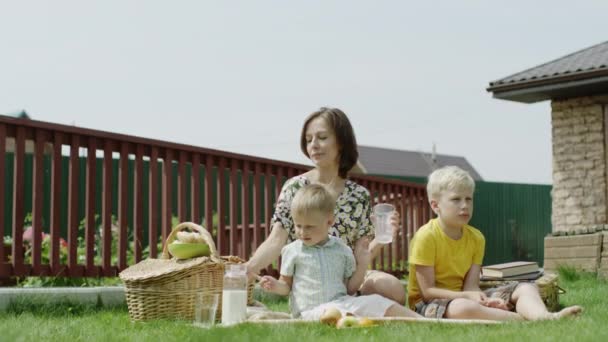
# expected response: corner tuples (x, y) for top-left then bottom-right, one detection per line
(407, 218), (485, 309)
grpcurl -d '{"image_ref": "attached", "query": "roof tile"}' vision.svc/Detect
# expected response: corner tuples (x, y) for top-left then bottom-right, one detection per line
(489, 41), (608, 88)
(357, 145), (482, 180)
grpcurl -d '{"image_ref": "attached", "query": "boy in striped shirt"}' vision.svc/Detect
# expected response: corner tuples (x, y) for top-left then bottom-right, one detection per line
(259, 184), (420, 320)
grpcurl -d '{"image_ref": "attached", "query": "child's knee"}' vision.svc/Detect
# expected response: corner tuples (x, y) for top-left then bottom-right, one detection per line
(513, 282), (539, 296)
(511, 282), (540, 302)
(446, 298), (482, 318)
(516, 282), (538, 293)
(384, 303), (402, 316)
(360, 274), (406, 305)
(384, 303), (419, 317)
(383, 280), (406, 304)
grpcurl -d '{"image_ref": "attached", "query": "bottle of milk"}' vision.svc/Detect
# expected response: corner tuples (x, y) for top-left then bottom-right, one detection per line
(221, 264), (248, 325)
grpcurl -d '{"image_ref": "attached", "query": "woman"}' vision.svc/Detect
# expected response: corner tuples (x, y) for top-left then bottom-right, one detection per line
(246, 107), (405, 304)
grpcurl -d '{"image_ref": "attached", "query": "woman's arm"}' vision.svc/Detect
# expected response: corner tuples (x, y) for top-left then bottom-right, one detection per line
(348, 238), (370, 294)
(416, 265), (487, 303)
(246, 222), (289, 278)
(368, 240), (385, 260)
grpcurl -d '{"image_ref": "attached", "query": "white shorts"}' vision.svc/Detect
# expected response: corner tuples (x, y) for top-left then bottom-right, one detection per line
(300, 294), (397, 321)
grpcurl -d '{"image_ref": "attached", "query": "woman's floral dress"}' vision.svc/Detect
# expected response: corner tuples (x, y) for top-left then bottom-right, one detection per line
(271, 176), (374, 249)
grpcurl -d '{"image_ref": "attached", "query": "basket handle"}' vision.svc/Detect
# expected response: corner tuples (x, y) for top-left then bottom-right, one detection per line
(161, 222), (218, 259)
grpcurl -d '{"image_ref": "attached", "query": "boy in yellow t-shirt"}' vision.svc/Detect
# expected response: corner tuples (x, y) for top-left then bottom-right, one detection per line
(408, 166), (582, 320)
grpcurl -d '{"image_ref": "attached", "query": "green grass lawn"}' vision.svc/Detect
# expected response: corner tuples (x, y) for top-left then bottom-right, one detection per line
(1, 271), (606, 342)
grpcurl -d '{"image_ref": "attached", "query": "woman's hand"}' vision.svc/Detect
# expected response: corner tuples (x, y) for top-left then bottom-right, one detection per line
(245, 222), (289, 282)
(371, 209), (401, 243)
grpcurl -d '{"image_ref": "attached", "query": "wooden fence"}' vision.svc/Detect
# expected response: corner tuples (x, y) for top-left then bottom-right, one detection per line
(0, 115), (430, 279)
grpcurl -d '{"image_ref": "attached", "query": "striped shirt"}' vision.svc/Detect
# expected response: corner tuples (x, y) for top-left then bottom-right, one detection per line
(280, 236), (356, 317)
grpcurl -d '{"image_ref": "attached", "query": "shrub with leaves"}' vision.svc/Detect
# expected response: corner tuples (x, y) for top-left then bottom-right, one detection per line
(8, 212), (215, 287)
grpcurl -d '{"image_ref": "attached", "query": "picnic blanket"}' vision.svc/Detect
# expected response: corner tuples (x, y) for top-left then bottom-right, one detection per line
(246, 301), (292, 321)
(245, 301), (500, 325)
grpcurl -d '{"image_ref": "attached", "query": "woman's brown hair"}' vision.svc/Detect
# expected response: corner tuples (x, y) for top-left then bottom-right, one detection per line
(300, 107), (358, 179)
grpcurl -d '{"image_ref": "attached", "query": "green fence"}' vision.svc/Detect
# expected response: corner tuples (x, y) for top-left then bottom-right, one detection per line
(376, 175), (552, 266)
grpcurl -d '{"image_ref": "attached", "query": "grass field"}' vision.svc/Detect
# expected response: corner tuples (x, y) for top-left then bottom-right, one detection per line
(0, 270), (606, 342)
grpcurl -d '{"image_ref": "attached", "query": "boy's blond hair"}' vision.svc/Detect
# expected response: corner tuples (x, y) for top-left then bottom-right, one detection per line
(291, 184), (336, 218)
(427, 166), (475, 201)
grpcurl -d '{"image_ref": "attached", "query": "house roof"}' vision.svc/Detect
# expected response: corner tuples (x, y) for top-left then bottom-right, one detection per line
(1, 110), (31, 119)
(356, 145), (483, 180)
(487, 41), (608, 103)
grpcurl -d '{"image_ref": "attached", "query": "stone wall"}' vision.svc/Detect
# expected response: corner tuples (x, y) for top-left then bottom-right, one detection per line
(544, 232), (603, 272)
(551, 97), (608, 233)
(544, 230), (608, 278)
(601, 232), (608, 278)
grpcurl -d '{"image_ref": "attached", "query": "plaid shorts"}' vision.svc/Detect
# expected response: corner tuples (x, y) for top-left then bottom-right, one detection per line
(414, 282), (521, 319)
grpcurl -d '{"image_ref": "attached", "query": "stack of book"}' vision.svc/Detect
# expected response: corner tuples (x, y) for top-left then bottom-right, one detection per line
(481, 261), (542, 281)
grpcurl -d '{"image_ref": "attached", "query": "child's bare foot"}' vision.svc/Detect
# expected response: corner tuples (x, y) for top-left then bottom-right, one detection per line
(551, 305), (583, 319)
(529, 305), (583, 320)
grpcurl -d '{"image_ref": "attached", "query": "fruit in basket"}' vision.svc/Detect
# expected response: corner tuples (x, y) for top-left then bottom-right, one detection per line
(320, 307), (342, 326)
(168, 241), (210, 259)
(176, 231), (205, 243)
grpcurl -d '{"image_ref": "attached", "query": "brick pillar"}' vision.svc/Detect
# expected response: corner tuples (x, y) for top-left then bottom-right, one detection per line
(547, 97), (608, 276)
(551, 97), (608, 233)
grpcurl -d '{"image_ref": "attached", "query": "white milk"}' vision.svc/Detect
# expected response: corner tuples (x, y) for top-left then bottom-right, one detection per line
(221, 289), (247, 325)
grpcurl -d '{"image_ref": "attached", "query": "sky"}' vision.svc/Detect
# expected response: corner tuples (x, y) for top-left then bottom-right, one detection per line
(1, 1), (607, 185)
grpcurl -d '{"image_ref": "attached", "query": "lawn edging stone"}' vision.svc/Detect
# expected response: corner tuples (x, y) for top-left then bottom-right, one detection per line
(0, 286), (125, 311)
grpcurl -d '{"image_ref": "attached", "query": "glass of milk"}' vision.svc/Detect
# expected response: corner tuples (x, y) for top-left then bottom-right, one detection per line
(221, 264), (248, 325)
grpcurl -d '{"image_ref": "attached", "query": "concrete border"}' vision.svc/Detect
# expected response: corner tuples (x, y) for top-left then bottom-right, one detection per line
(0, 286), (125, 310)
(1, 281), (410, 311)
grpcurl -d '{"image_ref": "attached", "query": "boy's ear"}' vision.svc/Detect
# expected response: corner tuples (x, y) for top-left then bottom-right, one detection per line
(327, 214), (335, 227)
(429, 199), (439, 214)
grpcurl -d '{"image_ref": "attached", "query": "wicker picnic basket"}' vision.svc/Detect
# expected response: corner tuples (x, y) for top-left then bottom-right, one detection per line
(119, 222), (254, 321)
(480, 272), (563, 312)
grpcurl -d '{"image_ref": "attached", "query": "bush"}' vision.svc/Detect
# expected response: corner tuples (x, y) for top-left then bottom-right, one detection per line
(8, 212), (216, 287)
(16, 214), (158, 287)
(558, 265), (581, 282)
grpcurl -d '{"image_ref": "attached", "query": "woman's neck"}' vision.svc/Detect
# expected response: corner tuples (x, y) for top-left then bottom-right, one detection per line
(314, 167), (340, 186)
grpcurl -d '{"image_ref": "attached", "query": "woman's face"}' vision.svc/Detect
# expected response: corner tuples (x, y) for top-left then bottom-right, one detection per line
(305, 117), (340, 168)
